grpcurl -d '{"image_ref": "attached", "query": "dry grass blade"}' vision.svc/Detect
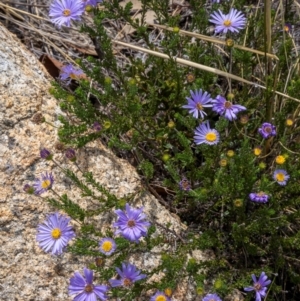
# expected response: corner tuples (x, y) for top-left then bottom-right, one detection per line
(0, 2), (49, 22)
(112, 39), (300, 103)
(148, 23), (279, 60)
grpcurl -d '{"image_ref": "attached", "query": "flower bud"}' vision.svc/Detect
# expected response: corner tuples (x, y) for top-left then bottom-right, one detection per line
(65, 148), (76, 162)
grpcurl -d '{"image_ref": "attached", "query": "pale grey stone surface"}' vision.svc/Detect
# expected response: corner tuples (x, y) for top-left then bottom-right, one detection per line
(0, 24), (243, 301)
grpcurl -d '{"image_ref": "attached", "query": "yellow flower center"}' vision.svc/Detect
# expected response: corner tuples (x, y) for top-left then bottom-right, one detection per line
(127, 220), (136, 227)
(224, 101), (232, 109)
(196, 103), (203, 110)
(85, 284), (94, 293)
(254, 283), (262, 291)
(205, 132), (217, 142)
(51, 228), (61, 239)
(155, 296), (167, 301)
(101, 241), (113, 252)
(41, 179), (51, 189)
(63, 9), (71, 16)
(276, 155), (285, 165)
(284, 25), (289, 32)
(123, 278), (132, 287)
(276, 173), (285, 182)
(257, 191), (265, 197)
(69, 72), (77, 79)
(223, 20), (232, 27)
(265, 126), (272, 133)
(181, 179), (190, 190)
(286, 119), (293, 126)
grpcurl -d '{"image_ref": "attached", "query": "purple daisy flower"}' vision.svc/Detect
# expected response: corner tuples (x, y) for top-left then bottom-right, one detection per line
(212, 95), (246, 121)
(36, 212), (75, 255)
(209, 8), (246, 34)
(69, 267), (109, 301)
(249, 192), (269, 203)
(179, 178), (191, 191)
(150, 291), (171, 301)
(33, 172), (54, 195)
(49, 0), (85, 28)
(273, 169), (290, 186)
(99, 237), (116, 256)
(40, 148), (52, 160)
(202, 293), (222, 301)
(182, 89), (213, 119)
(109, 262), (146, 287)
(113, 203), (150, 242)
(194, 121), (220, 145)
(81, 0), (102, 7)
(60, 64), (84, 84)
(258, 122), (276, 139)
(244, 272), (271, 301)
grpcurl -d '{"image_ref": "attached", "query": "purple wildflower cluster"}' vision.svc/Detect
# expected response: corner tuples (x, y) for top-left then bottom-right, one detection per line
(33, 198), (151, 300)
(182, 89), (246, 147)
(182, 90), (246, 123)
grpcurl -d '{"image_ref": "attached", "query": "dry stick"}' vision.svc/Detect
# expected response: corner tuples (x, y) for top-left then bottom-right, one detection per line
(264, 0), (273, 157)
(265, 0), (273, 122)
(1, 0), (48, 7)
(148, 23), (279, 60)
(112, 40), (300, 103)
(0, 11), (78, 65)
(0, 2), (48, 22)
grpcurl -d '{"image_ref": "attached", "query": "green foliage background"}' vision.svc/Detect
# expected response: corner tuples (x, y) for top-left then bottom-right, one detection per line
(48, 0), (300, 300)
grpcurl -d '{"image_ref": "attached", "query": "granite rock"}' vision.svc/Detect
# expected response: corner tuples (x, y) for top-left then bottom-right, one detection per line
(0, 24), (242, 301)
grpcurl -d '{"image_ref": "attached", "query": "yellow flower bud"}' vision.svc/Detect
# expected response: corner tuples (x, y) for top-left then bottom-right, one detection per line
(253, 147), (262, 156)
(219, 159), (227, 167)
(226, 38), (234, 47)
(233, 199), (243, 207)
(286, 118), (293, 126)
(168, 120), (175, 128)
(227, 150), (234, 157)
(104, 121), (111, 129)
(275, 155), (285, 165)
(227, 93), (235, 100)
(162, 153), (171, 162)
